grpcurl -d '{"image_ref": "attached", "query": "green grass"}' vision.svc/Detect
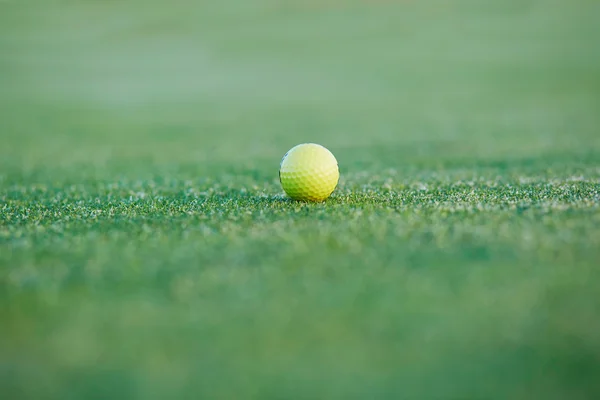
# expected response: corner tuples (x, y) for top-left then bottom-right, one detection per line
(2, 0), (600, 398)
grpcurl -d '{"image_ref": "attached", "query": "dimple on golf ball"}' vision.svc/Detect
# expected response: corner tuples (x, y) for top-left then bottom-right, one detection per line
(279, 143), (339, 202)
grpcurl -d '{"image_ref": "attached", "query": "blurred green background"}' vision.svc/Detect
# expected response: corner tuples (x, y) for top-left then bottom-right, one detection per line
(1, 1), (600, 399)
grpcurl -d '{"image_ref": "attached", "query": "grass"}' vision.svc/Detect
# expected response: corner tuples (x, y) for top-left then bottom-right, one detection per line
(1, 0), (600, 398)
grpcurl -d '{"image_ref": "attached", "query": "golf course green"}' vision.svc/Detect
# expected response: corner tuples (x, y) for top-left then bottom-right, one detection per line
(2, 1), (599, 398)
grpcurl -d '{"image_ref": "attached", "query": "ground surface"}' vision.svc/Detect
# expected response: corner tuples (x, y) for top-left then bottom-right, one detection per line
(1, 1), (600, 399)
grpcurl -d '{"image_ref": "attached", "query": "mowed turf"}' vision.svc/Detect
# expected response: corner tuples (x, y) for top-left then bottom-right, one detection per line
(1, 1), (600, 398)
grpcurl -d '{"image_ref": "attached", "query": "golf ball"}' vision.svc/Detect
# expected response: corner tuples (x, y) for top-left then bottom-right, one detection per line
(279, 143), (339, 202)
